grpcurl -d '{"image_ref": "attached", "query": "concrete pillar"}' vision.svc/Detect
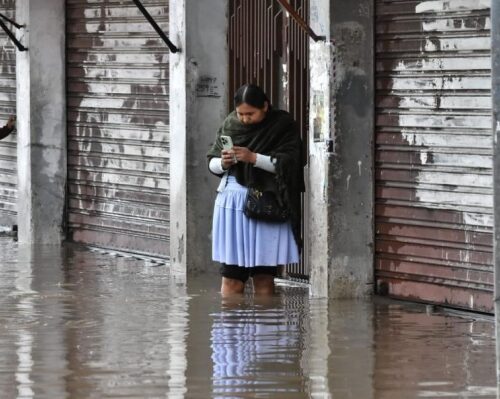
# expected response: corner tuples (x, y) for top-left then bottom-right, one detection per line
(16, 0), (66, 244)
(308, 0), (374, 297)
(329, 0), (375, 297)
(169, 0), (228, 273)
(493, 0), (500, 301)
(308, 0), (334, 298)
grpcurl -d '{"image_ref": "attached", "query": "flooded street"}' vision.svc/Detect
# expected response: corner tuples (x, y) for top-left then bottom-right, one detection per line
(0, 238), (496, 398)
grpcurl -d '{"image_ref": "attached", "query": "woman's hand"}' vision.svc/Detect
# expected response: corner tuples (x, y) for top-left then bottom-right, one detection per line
(233, 146), (257, 164)
(221, 146), (256, 169)
(221, 149), (236, 169)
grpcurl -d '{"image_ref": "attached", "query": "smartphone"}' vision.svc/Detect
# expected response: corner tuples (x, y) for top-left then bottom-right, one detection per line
(220, 135), (234, 150)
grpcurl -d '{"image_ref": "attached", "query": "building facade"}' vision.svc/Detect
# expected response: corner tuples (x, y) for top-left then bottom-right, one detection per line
(0, 0), (498, 313)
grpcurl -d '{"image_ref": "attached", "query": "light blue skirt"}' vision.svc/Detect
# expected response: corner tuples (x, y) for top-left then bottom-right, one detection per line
(212, 176), (299, 267)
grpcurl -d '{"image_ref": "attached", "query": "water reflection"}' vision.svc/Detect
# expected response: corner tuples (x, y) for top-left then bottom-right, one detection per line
(61, 246), (189, 398)
(0, 244), (69, 398)
(301, 299), (331, 398)
(0, 239), (497, 398)
(0, 240), (189, 399)
(14, 246), (36, 399)
(496, 302), (500, 399)
(372, 301), (496, 399)
(210, 293), (308, 397)
(326, 300), (375, 399)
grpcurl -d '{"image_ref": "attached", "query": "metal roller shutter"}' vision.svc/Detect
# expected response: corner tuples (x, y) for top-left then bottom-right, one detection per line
(66, 0), (169, 257)
(375, 0), (493, 312)
(0, 0), (17, 228)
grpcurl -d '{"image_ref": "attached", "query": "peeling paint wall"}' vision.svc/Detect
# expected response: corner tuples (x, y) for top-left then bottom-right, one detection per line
(493, 0), (500, 300)
(375, 0), (493, 312)
(66, 1), (170, 256)
(0, 0), (17, 229)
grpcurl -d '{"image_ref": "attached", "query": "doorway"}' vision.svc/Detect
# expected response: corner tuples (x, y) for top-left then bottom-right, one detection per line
(228, 0), (310, 280)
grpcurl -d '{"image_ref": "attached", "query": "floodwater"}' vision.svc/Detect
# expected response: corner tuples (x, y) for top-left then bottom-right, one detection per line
(0, 238), (497, 399)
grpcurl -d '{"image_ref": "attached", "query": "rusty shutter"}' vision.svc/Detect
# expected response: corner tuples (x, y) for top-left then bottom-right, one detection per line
(66, 0), (169, 257)
(0, 0), (16, 228)
(375, 0), (493, 312)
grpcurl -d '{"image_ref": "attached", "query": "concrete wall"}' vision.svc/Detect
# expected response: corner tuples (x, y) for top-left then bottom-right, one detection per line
(16, 0), (66, 244)
(170, 0), (228, 273)
(493, 0), (500, 300)
(308, 0), (374, 297)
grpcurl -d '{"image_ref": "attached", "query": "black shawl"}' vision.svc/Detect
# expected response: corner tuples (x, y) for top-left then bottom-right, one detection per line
(207, 109), (305, 249)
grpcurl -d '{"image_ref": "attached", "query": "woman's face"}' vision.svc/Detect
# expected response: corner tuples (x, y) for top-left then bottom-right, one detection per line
(236, 102), (268, 125)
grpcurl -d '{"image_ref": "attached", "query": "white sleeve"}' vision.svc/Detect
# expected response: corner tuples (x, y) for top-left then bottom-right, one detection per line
(209, 157), (226, 174)
(254, 153), (276, 173)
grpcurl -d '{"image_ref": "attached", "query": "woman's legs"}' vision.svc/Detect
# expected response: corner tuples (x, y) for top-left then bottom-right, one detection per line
(219, 264), (277, 296)
(221, 274), (275, 296)
(252, 274), (275, 295)
(220, 264), (248, 296)
(221, 277), (245, 296)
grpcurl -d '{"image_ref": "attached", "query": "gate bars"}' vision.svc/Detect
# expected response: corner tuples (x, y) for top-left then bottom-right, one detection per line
(275, 0), (325, 42)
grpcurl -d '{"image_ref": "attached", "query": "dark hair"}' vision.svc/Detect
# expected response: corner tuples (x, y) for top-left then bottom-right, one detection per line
(234, 84), (270, 109)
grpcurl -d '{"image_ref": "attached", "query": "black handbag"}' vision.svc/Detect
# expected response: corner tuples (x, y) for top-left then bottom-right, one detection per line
(244, 187), (289, 222)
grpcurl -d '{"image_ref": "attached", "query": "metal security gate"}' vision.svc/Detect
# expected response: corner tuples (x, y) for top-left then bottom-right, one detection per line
(66, 0), (170, 257)
(375, 0), (493, 312)
(0, 0), (16, 228)
(228, 0), (309, 279)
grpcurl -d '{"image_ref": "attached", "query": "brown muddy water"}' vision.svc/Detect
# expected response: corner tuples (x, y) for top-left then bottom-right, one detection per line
(0, 238), (496, 398)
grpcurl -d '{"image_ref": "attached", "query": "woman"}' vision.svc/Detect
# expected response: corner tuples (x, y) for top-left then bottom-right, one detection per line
(207, 84), (305, 296)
